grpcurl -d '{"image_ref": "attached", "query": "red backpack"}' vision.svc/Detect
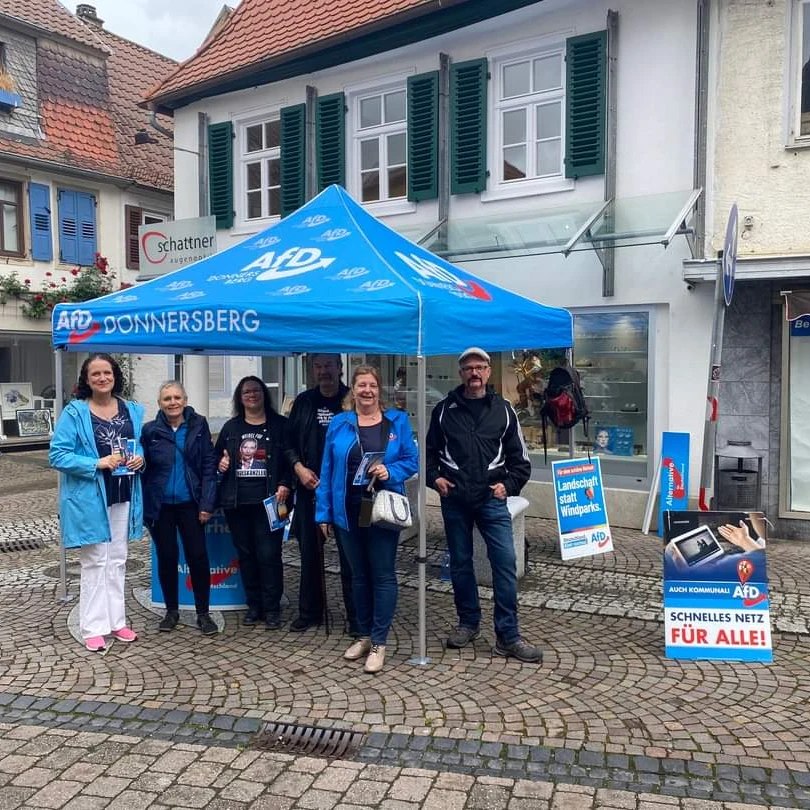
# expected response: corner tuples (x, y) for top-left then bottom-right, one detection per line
(540, 366), (590, 459)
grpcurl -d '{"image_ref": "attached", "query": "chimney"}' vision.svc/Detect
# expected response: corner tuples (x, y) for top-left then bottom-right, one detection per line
(76, 4), (104, 28)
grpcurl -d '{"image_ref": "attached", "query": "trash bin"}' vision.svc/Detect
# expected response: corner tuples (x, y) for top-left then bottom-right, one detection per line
(714, 440), (762, 511)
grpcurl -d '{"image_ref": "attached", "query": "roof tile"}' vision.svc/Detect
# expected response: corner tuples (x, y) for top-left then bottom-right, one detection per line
(0, 0), (103, 50)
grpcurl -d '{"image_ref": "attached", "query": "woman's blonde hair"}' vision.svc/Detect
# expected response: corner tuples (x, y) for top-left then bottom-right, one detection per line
(344, 365), (387, 411)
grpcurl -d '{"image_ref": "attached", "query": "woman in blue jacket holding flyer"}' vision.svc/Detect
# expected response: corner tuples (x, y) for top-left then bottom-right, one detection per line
(49, 353), (145, 652)
(316, 365), (418, 674)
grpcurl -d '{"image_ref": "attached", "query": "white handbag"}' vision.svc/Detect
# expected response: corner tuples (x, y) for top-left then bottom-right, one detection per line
(371, 489), (413, 532)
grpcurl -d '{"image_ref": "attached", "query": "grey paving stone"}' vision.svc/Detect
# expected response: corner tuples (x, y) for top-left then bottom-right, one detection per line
(605, 755), (629, 769)
(366, 732), (389, 748)
(529, 748), (552, 763)
(163, 709), (190, 724)
(210, 715), (235, 731)
(232, 718), (261, 733)
(577, 751), (605, 767)
(685, 761), (713, 777)
(112, 704), (141, 720)
(552, 748), (575, 765)
(771, 768), (792, 784)
(49, 699), (79, 713)
(9, 697), (35, 710)
(479, 742), (503, 758)
(433, 737), (456, 751)
(661, 759), (686, 774)
(458, 740), (479, 754)
(740, 766), (768, 782)
(634, 756), (661, 773)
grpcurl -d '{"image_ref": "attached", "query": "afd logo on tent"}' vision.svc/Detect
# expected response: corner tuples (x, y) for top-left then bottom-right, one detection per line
(395, 251), (491, 301)
(243, 247), (336, 281)
(55, 309), (101, 344)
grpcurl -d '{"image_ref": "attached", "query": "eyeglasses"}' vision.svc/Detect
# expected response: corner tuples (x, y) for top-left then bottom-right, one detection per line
(461, 364), (490, 374)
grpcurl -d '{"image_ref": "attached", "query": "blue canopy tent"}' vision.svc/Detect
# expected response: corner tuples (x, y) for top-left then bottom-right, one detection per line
(52, 184), (573, 661)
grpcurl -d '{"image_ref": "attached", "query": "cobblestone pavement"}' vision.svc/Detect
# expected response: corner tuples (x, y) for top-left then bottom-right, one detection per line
(0, 451), (808, 808)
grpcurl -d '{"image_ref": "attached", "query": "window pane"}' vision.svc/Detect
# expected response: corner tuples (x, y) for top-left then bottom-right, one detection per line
(502, 108), (527, 146)
(536, 101), (562, 139)
(267, 187), (280, 216)
(502, 61), (531, 98)
(503, 145), (526, 180)
(387, 132), (406, 166)
(265, 120), (280, 149)
(247, 190), (262, 218)
(246, 162), (261, 190)
(2, 205), (18, 252)
(0, 183), (16, 202)
(360, 96), (382, 128)
(384, 90), (406, 122)
(388, 165), (406, 198)
(246, 124), (263, 152)
(361, 170), (380, 202)
(267, 157), (280, 186)
(360, 138), (379, 170)
(536, 139), (561, 175)
(533, 54), (562, 92)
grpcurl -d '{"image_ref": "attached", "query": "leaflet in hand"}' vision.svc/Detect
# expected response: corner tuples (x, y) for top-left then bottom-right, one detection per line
(353, 451), (385, 486)
(263, 494), (291, 531)
(111, 438), (136, 477)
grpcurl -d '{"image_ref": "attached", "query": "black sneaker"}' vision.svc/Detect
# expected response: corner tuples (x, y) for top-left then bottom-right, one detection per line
(197, 613), (218, 636)
(265, 615), (283, 630)
(290, 616), (319, 632)
(494, 637), (543, 663)
(159, 611), (179, 632)
(446, 626), (480, 649)
(242, 610), (264, 626)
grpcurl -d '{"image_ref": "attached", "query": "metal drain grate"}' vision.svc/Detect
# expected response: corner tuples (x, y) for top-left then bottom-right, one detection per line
(251, 721), (364, 758)
(0, 537), (45, 553)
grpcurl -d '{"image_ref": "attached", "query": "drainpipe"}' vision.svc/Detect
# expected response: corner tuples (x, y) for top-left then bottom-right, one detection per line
(693, 0), (711, 259)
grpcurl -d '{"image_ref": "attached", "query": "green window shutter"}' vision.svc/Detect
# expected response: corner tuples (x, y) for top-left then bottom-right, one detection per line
(316, 93), (345, 191)
(208, 121), (234, 228)
(407, 71), (439, 202)
(450, 58), (488, 195)
(565, 30), (607, 179)
(280, 103), (307, 217)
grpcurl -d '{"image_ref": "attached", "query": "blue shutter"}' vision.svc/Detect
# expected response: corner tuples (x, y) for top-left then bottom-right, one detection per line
(28, 183), (52, 261)
(77, 192), (97, 266)
(58, 189), (78, 264)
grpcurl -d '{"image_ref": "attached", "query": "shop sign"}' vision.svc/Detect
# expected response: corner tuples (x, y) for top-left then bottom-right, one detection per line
(139, 215), (217, 278)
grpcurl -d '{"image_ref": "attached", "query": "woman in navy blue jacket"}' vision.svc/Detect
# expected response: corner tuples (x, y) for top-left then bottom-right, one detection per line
(316, 365), (418, 674)
(142, 381), (218, 636)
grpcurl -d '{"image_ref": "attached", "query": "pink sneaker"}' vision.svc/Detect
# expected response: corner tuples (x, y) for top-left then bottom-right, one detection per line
(85, 636), (106, 652)
(111, 627), (138, 643)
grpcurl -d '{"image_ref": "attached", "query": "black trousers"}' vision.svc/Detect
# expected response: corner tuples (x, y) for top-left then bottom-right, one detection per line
(224, 503), (283, 618)
(295, 489), (357, 632)
(152, 502), (210, 615)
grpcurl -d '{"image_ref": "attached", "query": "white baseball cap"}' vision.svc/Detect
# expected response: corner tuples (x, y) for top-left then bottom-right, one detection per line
(458, 347), (491, 365)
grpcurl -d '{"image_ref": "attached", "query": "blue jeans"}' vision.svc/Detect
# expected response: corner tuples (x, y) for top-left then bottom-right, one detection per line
(335, 517), (399, 645)
(440, 495), (519, 644)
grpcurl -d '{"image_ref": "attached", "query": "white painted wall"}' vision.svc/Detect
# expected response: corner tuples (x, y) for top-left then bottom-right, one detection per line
(170, 0), (711, 492)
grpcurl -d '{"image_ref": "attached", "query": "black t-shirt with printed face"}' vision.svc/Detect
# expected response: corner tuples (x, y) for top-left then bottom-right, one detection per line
(234, 419), (269, 504)
(313, 389), (344, 468)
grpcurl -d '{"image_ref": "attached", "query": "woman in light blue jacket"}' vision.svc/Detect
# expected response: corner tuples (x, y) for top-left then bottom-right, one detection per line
(316, 365), (418, 674)
(49, 354), (145, 652)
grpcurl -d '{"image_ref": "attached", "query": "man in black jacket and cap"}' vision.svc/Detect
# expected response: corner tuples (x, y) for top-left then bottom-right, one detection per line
(426, 347), (542, 663)
(285, 354), (356, 633)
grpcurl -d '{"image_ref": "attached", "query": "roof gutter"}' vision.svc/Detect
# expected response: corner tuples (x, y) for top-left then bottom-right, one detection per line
(147, 0), (542, 112)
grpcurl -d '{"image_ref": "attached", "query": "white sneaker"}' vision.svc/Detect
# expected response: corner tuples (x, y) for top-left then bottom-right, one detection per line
(344, 637), (371, 660)
(364, 644), (386, 673)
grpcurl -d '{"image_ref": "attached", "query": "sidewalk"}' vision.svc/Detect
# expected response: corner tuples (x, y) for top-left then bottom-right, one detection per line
(1, 450), (809, 808)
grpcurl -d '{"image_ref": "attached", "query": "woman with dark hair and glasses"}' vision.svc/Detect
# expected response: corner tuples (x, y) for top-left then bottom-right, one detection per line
(49, 353), (145, 652)
(214, 376), (292, 629)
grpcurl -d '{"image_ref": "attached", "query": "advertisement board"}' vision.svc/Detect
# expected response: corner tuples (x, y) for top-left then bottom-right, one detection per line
(138, 215), (217, 279)
(150, 512), (246, 610)
(658, 432), (690, 536)
(663, 510), (772, 662)
(552, 457), (614, 560)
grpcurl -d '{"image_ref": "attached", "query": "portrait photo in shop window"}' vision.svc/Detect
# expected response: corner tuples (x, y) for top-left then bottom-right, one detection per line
(593, 425), (634, 456)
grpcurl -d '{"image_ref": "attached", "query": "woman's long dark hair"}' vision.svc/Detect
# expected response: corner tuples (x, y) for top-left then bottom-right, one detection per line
(231, 375), (275, 419)
(74, 353), (124, 400)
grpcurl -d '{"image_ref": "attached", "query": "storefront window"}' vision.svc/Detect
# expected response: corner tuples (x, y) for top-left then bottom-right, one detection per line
(786, 318), (810, 511)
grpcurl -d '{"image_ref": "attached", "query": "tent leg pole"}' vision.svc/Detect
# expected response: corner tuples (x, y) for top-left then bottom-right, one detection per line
(409, 354), (430, 666)
(53, 349), (73, 604)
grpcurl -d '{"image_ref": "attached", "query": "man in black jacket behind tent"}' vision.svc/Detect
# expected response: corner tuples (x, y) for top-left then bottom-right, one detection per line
(285, 354), (356, 633)
(426, 347), (542, 664)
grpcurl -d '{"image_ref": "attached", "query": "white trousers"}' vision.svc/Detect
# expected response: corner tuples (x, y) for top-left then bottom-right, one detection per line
(79, 502), (129, 639)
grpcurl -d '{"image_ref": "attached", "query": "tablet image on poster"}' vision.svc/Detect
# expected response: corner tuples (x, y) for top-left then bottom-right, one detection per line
(263, 495), (291, 531)
(663, 510), (772, 662)
(353, 451), (385, 486)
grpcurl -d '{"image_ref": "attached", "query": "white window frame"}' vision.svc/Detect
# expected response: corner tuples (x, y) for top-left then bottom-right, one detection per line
(168, 355), (229, 396)
(483, 34), (575, 203)
(346, 74), (416, 217)
(787, 0), (810, 146)
(235, 111), (282, 229)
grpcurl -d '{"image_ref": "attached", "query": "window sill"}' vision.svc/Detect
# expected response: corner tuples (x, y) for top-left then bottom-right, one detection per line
(785, 137), (810, 151)
(480, 177), (575, 203)
(232, 217), (280, 238)
(359, 198), (417, 218)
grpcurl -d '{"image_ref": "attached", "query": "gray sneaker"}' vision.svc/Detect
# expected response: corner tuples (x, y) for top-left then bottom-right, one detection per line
(494, 637), (543, 663)
(446, 626), (480, 649)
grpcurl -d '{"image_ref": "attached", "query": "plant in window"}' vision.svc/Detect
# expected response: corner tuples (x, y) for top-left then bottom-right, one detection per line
(0, 70), (16, 93)
(0, 253), (116, 319)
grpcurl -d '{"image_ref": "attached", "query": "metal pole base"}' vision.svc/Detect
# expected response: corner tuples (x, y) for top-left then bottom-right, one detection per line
(57, 589), (76, 604)
(407, 655), (432, 666)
